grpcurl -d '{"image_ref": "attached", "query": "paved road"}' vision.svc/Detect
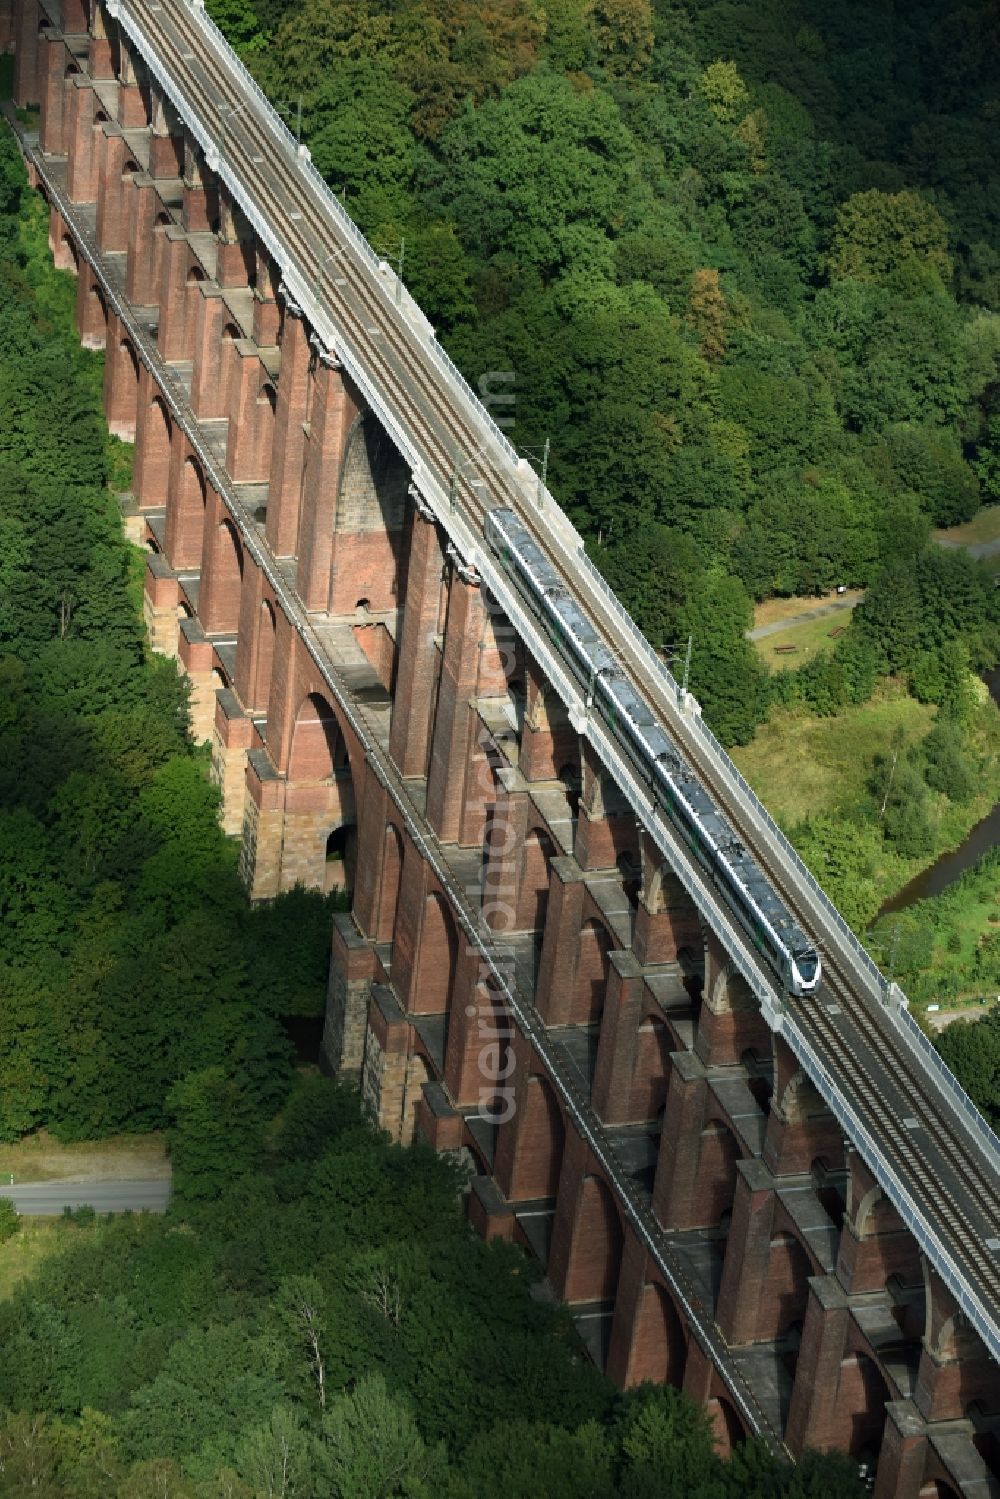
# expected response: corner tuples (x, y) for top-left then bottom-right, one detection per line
(1, 1179), (171, 1215)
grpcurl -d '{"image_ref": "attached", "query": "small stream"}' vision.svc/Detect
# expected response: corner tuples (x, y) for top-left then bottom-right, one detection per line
(879, 666), (1000, 916)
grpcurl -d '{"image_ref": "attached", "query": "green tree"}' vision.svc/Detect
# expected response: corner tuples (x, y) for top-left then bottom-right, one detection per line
(827, 190), (953, 284)
(319, 1374), (445, 1497)
(421, 70), (633, 282)
(936, 1011), (1000, 1127)
(166, 1068), (264, 1207)
(0, 1197), (18, 1243)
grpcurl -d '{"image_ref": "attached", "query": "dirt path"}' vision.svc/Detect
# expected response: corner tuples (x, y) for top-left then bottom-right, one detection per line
(748, 591), (864, 641)
(922, 1003), (996, 1033)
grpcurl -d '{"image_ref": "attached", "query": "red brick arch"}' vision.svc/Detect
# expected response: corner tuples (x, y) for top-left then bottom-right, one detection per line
(376, 822), (404, 942)
(628, 1281), (688, 1387)
(134, 394), (171, 509)
(572, 916), (614, 1026)
(59, 232), (79, 271)
(516, 825), (555, 933)
(563, 1173), (624, 1303)
(411, 890), (459, 1017)
(167, 454), (206, 570)
(697, 1118), (742, 1227)
(335, 411), (408, 537)
(201, 517), (243, 634)
(632, 1012), (672, 1121)
(288, 691), (349, 782)
(513, 1073), (565, 1200)
(252, 598), (276, 713)
(758, 1231), (813, 1342)
(832, 1350), (891, 1459)
(710, 1396), (748, 1458)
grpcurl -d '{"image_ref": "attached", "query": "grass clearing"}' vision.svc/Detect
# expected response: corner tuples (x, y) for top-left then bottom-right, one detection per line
(0, 1218), (74, 1300)
(0, 1131), (169, 1184)
(732, 681), (935, 826)
(753, 607), (858, 667)
(933, 505), (1000, 548)
(736, 683), (1000, 977)
(752, 589), (860, 631)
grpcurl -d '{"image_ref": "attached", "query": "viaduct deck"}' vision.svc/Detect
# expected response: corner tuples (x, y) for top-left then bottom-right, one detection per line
(105, 0), (1000, 1362)
(6, 0), (1000, 1489)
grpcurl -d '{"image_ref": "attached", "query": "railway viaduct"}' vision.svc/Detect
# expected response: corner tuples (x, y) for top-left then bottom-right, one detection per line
(3, 0), (1000, 1491)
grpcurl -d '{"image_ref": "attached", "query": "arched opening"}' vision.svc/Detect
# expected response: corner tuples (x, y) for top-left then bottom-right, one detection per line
(564, 1175), (623, 1303)
(835, 1352), (890, 1460)
(136, 396), (171, 509)
(220, 321), (241, 413)
(412, 891), (458, 1017)
(711, 1398), (746, 1458)
(204, 518), (243, 634)
(516, 827), (555, 935)
(967, 1402), (1000, 1484)
(376, 824), (404, 943)
(677, 943), (705, 1001)
(507, 678), (526, 736)
(514, 1074), (565, 1200)
(632, 1013), (672, 1121)
(629, 1282), (687, 1387)
(401, 1052), (432, 1147)
(121, 338), (139, 380)
(572, 917), (613, 1026)
(186, 264), (207, 284)
(475, 987), (515, 1124)
(760, 1233), (813, 1343)
(253, 599), (276, 715)
(697, 1120), (741, 1226)
(170, 455), (206, 570)
(152, 210), (172, 287)
(60, 234), (79, 273)
(885, 1272), (925, 1346)
(355, 598), (371, 613)
(617, 851), (641, 907)
(558, 760), (582, 819)
(288, 692), (346, 782)
(336, 413), (409, 538)
(741, 1048), (773, 1113)
(286, 693), (356, 893)
(811, 1157), (846, 1228)
(324, 825), (356, 895)
(258, 381), (277, 414)
(211, 666), (229, 693)
(108, 339), (140, 436)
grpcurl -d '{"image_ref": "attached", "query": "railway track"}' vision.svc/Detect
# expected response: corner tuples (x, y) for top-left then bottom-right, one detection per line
(105, 0), (1000, 1352)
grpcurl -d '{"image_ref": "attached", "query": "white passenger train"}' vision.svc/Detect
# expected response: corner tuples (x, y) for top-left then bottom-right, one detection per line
(486, 507), (822, 998)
